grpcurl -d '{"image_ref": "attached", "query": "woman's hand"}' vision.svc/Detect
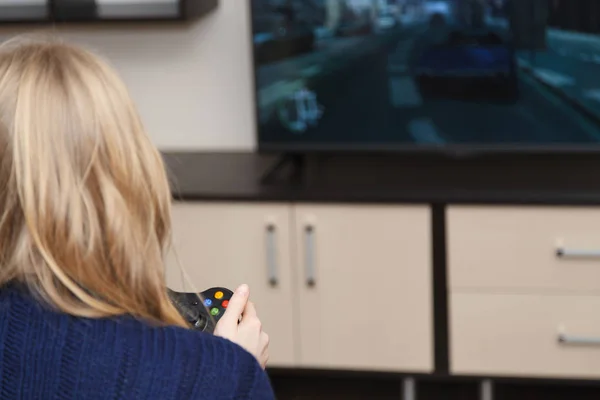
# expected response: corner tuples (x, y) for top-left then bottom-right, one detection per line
(214, 284), (270, 369)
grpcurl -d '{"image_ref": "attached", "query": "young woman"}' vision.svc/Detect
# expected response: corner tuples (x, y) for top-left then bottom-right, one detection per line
(0, 36), (273, 399)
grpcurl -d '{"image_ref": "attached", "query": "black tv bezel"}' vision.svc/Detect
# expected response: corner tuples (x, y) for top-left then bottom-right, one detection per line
(248, 2), (600, 156)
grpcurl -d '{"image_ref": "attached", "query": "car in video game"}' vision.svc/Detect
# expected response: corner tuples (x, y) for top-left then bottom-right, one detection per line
(414, 29), (519, 99)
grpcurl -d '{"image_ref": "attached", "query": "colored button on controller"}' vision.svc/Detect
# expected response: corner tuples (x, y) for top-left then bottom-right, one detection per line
(222, 300), (229, 308)
(214, 291), (224, 300)
(210, 308), (220, 316)
(204, 299), (212, 307)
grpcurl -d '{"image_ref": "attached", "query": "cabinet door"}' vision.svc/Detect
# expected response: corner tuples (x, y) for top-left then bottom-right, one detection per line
(166, 202), (296, 367)
(294, 204), (433, 372)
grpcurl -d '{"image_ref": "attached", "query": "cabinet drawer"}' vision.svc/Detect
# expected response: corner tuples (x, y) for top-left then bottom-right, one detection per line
(448, 206), (600, 293)
(450, 293), (600, 379)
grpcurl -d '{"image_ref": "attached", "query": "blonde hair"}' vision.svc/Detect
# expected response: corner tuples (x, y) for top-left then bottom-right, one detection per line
(0, 35), (187, 327)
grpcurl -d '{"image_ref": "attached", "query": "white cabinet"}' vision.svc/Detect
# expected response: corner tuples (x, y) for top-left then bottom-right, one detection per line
(167, 202), (434, 372)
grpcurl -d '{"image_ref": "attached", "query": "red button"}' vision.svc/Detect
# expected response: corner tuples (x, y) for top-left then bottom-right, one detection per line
(222, 300), (229, 308)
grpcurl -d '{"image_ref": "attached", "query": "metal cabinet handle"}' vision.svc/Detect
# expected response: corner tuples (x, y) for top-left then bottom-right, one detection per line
(556, 247), (600, 258)
(266, 224), (278, 286)
(304, 225), (316, 287)
(558, 333), (600, 346)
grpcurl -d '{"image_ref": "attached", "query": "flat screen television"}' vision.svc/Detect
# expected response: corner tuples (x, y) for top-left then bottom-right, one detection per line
(251, 0), (600, 153)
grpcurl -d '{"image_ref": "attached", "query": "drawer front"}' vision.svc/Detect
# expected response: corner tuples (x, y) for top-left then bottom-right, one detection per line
(451, 293), (600, 379)
(448, 206), (600, 293)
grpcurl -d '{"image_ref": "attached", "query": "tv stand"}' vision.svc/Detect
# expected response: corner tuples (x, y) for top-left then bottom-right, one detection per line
(260, 153), (310, 185)
(163, 151), (600, 400)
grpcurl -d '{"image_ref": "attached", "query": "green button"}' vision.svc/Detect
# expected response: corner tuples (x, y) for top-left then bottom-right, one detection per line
(210, 308), (220, 316)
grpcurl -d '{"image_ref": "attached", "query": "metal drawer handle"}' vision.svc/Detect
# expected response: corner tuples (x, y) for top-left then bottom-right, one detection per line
(556, 247), (600, 258)
(304, 225), (316, 287)
(266, 224), (278, 286)
(558, 333), (600, 346)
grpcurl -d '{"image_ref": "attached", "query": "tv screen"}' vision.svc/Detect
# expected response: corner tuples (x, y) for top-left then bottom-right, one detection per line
(251, 0), (600, 152)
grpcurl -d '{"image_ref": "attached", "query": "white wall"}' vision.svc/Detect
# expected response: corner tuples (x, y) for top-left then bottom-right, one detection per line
(0, 0), (256, 151)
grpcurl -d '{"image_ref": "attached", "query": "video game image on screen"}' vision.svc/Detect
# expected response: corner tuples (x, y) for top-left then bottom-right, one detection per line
(252, 0), (600, 150)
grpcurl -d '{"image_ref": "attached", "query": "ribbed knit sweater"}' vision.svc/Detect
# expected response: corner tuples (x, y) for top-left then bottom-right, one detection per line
(0, 285), (275, 399)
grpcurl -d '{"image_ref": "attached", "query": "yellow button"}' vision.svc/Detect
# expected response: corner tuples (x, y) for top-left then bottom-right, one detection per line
(214, 291), (224, 300)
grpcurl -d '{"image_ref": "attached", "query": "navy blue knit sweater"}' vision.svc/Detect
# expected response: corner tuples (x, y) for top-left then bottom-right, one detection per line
(0, 286), (275, 399)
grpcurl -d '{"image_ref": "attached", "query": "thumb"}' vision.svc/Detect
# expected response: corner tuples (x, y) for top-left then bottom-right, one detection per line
(219, 284), (249, 327)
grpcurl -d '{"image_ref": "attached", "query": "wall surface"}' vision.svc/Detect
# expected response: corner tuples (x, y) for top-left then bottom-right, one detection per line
(0, 0), (257, 151)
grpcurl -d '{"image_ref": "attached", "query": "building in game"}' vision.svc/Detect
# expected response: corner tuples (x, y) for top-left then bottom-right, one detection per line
(548, 0), (600, 33)
(323, 0), (385, 31)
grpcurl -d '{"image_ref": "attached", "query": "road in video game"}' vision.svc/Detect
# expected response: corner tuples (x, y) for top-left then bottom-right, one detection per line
(253, 0), (600, 147)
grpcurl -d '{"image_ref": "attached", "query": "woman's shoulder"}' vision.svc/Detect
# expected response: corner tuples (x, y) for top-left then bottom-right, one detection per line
(115, 319), (275, 399)
(0, 287), (275, 399)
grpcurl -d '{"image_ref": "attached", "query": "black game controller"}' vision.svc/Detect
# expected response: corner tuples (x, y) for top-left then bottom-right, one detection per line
(168, 287), (234, 334)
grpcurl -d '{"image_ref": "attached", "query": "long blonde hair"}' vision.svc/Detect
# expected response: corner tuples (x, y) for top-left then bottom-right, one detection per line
(0, 35), (188, 328)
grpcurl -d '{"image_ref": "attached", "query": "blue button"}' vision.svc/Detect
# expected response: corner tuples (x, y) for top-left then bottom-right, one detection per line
(204, 299), (212, 307)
